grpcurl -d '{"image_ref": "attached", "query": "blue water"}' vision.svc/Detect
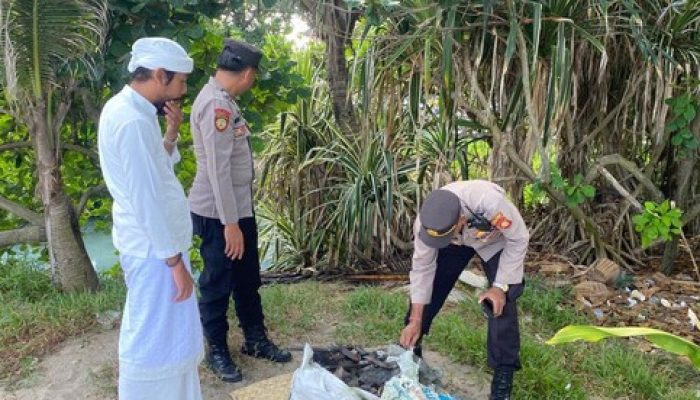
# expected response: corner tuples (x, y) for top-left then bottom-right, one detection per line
(2, 226), (271, 272)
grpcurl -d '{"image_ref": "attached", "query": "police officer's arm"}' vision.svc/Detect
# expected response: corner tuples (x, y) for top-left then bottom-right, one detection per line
(199, 100), (239, 224)
(117, 120), (180, 259)
(401, 216), (437, 347)
(485, 196), (529, 285)
(409, 216), (439, 306)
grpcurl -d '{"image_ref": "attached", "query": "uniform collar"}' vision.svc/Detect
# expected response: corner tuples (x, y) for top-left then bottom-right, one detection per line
(208, 76), (231, 98)
(122, 85), (157, 116)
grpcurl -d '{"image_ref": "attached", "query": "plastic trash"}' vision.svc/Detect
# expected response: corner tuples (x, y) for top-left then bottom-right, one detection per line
(381, 346), (457, 400)
(289, 344), (380, 400)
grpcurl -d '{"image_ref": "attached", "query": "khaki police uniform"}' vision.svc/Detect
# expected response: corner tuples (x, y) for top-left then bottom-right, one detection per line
(189, 77), (264, 346)
(406, 180), (529, 372)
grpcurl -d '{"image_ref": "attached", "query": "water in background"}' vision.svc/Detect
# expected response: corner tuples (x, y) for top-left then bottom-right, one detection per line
(2, 224), (271, 271)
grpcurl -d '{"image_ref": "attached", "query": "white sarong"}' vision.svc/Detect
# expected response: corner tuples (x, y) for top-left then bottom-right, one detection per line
(118, 254), (204, 400)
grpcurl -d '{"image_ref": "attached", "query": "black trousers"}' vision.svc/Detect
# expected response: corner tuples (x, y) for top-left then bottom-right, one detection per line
(192, 214), (265, 346)
(404, 245), (524, 371)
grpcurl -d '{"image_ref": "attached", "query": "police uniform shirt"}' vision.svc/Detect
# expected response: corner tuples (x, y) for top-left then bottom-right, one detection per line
(188, 77), (254, 224)
(410, 180), (530, 304)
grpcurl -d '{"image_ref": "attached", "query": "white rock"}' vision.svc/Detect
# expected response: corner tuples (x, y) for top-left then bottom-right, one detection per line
(630, 290), (646, 302)
(689, 308), (700, 330)
(458, 270), (488, 289)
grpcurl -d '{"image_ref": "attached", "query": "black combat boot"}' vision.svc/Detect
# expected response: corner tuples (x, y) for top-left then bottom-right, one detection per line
(490, 369), (514, 400)
(241, 325), (292, 363)
(206, 343), (243, 382)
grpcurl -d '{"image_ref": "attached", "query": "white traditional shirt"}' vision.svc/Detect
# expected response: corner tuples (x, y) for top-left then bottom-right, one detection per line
(98, 85), (192, 259)
(99, 86), (203, 390)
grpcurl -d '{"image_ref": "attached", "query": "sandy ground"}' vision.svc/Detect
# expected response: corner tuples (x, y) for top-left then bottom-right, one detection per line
(0, 327), (491, 400)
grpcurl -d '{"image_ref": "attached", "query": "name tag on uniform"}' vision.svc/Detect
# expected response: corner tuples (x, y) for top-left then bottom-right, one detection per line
(232, 116), (248, 137)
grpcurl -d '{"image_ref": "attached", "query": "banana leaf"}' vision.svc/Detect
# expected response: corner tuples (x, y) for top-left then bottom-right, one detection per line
(546, 325), (700, 370)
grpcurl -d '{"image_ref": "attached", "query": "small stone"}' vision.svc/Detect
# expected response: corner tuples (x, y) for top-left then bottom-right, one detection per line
(627, 298), (638, 307)
(96, 310), (121, 330)
(637, 341), (653, 352)
(660, 298), (672, 308)
(630, 290), (646, 302)
(593, 309), (604, 320)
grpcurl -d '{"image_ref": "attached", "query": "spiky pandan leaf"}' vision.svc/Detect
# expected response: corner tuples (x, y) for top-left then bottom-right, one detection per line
(0, 0), (107, 100)
(546, 325), (700, 370)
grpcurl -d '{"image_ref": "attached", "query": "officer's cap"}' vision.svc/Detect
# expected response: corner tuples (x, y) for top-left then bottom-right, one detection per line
(217, 39), (263, 71)
(418, 190), (462, 249)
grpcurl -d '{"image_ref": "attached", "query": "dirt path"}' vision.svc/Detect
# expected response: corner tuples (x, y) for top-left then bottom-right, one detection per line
(0, 328), (490, 400)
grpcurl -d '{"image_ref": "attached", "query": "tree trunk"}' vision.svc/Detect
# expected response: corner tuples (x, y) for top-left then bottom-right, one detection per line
(299, 0), (360, 136)
(661, 106), (700, 275)
(489, 128), (526, 206)
(326, 30), (357, 135)
(32, 104), (99, 292)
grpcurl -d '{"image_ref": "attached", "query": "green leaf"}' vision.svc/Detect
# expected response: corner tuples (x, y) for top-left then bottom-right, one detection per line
(661, 215), (672, 227)
(644, 201), (656, 211)
(546, 325), (700, 369)
(683, 107), (696, 121)
(632, 214), (647, 226)
(581, 185), (595, 198)
(672, 134), (685, 146)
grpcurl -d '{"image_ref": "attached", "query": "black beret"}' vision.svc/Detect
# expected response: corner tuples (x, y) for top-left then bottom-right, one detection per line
(217, 39), (263, 71)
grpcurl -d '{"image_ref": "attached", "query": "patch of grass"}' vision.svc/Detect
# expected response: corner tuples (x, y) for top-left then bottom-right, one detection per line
(2, 267), (699, 399)
(237, 282), (345, 343)
(0, 261), (125, 382)
(578, 341), (699, 400)
(517, 279), (587, 332)
(326, 280), (700, 399)
(335, 286), (406, 345)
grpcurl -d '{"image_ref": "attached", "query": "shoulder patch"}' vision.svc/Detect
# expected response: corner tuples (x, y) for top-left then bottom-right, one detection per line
(491, 212), (512, 230)
(214, 108), (231, 132)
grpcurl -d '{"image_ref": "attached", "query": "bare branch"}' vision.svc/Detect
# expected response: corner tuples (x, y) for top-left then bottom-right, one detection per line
(0, 195), (44, 225)
(0, 225), (46, 247)
(585, 154), (664, 201)
(596, 166), (642, 211)
(62, 143), (99, 164)
(0, 141), (98, 164)
(0, 142), (31, 152)
(75, 184), (108, 216)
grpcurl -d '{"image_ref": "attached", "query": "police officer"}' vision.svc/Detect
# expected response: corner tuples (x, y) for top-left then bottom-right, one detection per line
(189, 39), (291, 383)
(399, 180), (529, 400)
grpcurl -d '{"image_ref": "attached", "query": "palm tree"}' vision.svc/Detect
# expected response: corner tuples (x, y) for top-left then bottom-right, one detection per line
(0, 0), (107, 291)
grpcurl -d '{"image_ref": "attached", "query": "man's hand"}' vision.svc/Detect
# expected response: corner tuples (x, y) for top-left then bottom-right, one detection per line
(171, 259), (194, 302)
(224, 223), (244, 260)
(400, 320), (422, 348)
(164, 100), (184, 141)
(478, 287), (506, 317)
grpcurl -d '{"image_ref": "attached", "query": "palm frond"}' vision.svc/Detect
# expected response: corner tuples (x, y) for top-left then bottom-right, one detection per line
(0, 0), (108, 101)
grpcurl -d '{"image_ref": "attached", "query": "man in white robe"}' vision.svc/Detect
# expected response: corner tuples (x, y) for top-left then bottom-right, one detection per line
(98, 37), (204, 400)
